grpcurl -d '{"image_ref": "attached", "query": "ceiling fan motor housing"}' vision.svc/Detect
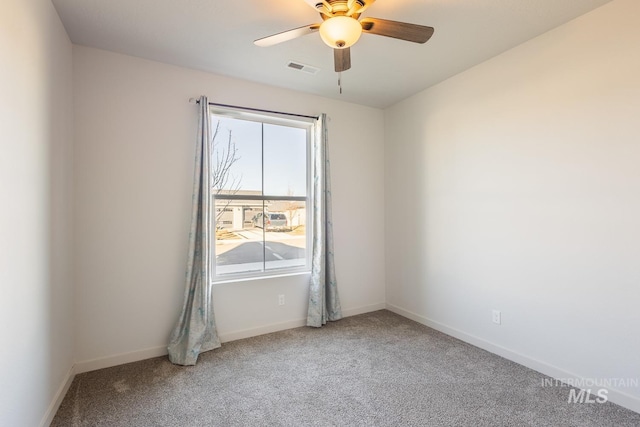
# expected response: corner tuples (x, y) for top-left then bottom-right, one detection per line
(315, 0), (368, 19)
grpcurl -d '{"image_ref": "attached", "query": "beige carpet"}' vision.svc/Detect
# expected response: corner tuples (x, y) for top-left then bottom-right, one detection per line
(52, 310), (640, 426)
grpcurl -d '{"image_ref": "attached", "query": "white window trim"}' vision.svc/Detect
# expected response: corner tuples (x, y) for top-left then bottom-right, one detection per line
(209, 106), (315, 282)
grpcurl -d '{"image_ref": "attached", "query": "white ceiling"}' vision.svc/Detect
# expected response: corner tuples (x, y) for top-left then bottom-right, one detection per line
(51, 0), (612, 109)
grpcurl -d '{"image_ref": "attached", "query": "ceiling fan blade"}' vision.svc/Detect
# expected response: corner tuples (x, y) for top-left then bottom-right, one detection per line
(334, 47), (351, 72)
(254, 24), (320, 47)
(360, 17), (434, 44)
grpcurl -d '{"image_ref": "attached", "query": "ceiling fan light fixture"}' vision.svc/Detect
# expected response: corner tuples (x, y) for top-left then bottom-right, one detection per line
(319, 16), (362, 49)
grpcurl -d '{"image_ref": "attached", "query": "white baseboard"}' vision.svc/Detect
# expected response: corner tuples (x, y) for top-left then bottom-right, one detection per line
(386, 303), (640, 415)
(74, 302), (386, 374)
(40, 364), (76, 427)
(75, 346), (169, 374)
(218, 318), (307, 343)
(218, 302), (385, 342)
(342, 302), (386, 317)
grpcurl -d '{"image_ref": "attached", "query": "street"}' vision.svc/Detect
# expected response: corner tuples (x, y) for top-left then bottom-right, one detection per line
(215, 228), (306, 272)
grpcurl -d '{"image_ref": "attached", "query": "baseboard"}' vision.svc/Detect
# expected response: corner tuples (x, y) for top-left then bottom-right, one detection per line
(386, 303), (640, 415)
(40, 364), (76, 427)
(75, 346), (169, 374)
(342, 302), (387, 317)
(218, 318), (308, 343)
(74, 302), (386, 374)
(217, 302), (385, 342)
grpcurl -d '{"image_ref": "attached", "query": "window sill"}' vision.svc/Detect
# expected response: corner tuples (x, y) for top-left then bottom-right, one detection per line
(212, 270), (311, 285)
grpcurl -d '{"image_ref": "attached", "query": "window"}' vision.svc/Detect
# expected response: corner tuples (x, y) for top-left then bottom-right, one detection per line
(211, 107), (313, 280)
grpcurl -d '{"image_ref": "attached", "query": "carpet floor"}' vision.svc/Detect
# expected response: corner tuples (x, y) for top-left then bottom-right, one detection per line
(52, 310), (640, 426)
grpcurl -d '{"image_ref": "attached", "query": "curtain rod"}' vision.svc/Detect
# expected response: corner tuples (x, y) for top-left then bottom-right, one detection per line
(189, 98), (319, 120)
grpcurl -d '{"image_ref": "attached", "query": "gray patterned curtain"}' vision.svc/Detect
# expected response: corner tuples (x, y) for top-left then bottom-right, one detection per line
(168, 96), (221, 365)
(307, 114), (343, 327)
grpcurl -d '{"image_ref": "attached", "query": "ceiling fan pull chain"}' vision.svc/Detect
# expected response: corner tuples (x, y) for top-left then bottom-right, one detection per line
(338, 72), (343, 94)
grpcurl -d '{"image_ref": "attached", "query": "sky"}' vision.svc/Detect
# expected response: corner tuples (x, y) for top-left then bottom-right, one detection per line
(211, 115), (308, 197)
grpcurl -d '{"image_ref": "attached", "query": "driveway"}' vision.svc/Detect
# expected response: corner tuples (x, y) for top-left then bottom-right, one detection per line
(216, 241), (305, 266)
(215, 227), (306, 266)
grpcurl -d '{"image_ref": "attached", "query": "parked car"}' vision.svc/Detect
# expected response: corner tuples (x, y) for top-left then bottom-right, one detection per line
(252, 212), (288, 231)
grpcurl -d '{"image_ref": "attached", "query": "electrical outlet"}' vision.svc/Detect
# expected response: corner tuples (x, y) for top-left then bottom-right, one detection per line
(492, 309), (501, 325)
(278, 294), (285, 306)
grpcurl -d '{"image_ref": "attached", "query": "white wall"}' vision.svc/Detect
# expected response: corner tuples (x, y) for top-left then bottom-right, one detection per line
(0, 0), (74, 426)
(384, 0), (640, 412)
(72, 45), (386, 368)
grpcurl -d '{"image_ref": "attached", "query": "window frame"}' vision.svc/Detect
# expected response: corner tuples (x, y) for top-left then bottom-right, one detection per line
(209, 106), (314, 282)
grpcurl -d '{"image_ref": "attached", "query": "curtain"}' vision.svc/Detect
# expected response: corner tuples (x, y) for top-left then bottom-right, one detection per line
(168, 96), (221, 365)
(307, 114), (343, 327)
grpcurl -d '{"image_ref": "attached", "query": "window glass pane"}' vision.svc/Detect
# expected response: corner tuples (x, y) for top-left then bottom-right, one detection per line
(214, 198), (307, 275)
(211, 116), (262, 195)
(211, 110), (311, 280)
(263, 200), (307, 271)
(263, 124), (307, 197)
(214, 199), (264, 276)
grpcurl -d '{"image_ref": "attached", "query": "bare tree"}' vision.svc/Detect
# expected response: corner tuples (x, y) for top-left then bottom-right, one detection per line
(211, 120), (242, 228)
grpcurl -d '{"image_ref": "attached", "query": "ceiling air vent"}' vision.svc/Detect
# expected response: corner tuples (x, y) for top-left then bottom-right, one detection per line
(287, 61), (320, 75)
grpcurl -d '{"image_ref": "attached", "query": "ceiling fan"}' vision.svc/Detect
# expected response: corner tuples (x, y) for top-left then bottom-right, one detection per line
(254, 0), (435, 73)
